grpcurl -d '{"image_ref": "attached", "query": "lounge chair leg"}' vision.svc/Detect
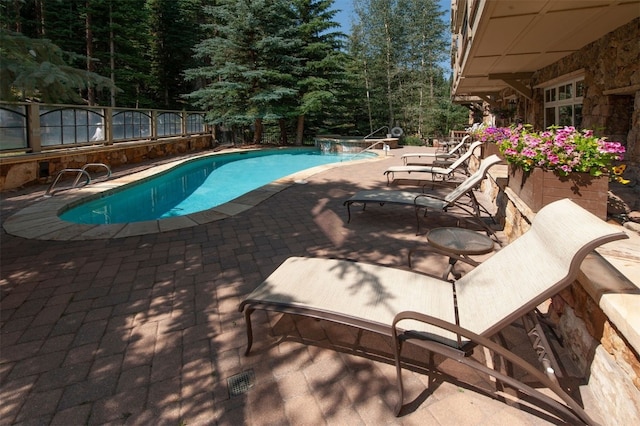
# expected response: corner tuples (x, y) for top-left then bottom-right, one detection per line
(393, 336), (405, 416)
(522, 312), (563, 383)
(243, 308), (254, 356)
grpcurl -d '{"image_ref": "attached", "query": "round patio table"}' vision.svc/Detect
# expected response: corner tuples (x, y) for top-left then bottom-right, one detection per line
(409, 227), (495, 280)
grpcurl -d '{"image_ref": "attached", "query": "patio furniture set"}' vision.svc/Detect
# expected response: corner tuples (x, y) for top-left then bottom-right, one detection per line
(238, 142), (625, 425)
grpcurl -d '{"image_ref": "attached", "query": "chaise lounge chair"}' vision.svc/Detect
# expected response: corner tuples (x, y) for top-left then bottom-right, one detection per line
(401, 135), (470, 165)
(239, 199), (627, 424)
(345, 154), (501, 234)
(384, 141), (483, 185)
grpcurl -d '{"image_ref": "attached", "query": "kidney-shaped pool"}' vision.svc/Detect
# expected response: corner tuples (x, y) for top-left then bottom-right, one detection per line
(60, 147), (374, 224)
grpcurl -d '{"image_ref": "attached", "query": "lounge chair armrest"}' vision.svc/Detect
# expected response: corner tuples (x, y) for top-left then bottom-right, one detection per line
(390, 310), (597, 425)
(392, 310), (465, 349)
(392, 310), (561, 380)
(413, 193), (448, 205)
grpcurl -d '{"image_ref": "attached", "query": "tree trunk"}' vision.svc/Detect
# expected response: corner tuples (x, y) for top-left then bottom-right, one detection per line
(11, 0), (22, 32)
(417, 41), (426, 139)
(295, 115), (304, 145)
(253, 118), (263, 144)
(364, 60), (373, 134)
(384, 20), (394, 129)
(35, 0), (44, 36)
(279, 118), (288, 145)
(109, 3), (116, 107)
(86, 1), (95, 105)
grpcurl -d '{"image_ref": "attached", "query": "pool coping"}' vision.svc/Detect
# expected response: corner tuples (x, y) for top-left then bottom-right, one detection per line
(3, 148), (385, 240)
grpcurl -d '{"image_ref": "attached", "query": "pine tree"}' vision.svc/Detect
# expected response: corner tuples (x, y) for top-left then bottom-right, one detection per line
(185, 0), (301, 144)
(290, 0), (346, 144)
(90, 0), (152, 107)
(0, 29), (114, 102)
(147, 0), (205, 108)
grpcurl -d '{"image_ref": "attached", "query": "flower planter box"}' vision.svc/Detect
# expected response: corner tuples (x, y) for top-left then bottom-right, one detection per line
(508, 166), (608, 219)
(481, 142), (504, 160)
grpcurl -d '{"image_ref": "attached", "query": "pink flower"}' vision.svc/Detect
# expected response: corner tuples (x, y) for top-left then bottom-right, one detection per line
(495, 124), (627, 176)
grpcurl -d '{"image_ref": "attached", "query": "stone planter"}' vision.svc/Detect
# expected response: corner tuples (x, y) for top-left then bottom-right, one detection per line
(508, 166), (609, 219)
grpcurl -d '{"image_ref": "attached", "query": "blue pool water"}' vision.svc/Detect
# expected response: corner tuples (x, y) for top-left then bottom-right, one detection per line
(60, 148), (370, 224)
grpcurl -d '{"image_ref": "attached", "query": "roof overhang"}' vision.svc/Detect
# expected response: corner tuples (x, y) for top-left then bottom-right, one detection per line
(451, 0), (640, 99)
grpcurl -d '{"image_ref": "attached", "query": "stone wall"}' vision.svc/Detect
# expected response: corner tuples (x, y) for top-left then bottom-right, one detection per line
(498, 184), (640, 424)
(0, 134), (214, 190)
(531, 18), (640, 167)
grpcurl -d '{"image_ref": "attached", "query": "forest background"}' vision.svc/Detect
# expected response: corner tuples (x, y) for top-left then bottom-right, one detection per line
(0, 0), (468, 145)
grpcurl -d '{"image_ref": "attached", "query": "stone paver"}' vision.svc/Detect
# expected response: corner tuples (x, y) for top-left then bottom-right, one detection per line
(0, 147), (602, 425)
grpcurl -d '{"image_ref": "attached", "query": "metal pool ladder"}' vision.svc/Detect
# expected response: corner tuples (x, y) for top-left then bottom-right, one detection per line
(44, 163), (112, 197)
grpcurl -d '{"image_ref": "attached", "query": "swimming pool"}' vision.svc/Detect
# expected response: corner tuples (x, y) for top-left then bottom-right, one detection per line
(60, 148), (374, 224)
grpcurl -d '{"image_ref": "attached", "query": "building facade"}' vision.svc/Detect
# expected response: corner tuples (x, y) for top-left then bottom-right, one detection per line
(451, 0), (639, 169)
(450, 1), (640, 422)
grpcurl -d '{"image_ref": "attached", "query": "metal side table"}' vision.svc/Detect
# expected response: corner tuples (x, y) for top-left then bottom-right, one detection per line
(409, 227), (495, 280)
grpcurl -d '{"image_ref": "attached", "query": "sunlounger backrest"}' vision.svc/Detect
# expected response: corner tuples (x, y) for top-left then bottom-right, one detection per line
(455, 199), (627, 337)
(443, 154), (500, 204)
(444, 137), (467, 155)
(444, 141), (482, 172)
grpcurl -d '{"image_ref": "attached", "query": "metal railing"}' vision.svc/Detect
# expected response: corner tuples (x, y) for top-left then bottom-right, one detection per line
(363, 126), (389, 140)
(44, 162), (112, 196)
(0, 102), (209, 154)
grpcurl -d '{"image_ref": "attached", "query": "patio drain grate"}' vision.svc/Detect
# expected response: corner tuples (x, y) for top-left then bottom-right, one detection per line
(227, 369), (255, 397)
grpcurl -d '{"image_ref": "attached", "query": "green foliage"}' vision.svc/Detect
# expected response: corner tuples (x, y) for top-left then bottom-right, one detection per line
(185, 0), (302, 141)
(0, 29), (115, 102)
(348, 0), (466, 138)
(147, 0), (206, 108)
(184, 1), (357, 144)
(289, 0), (350, 142)
(0, 0), (204, 107)
(400, 135), (424, 146)
(0, 0), (466, 140)
(86, 0), (154, 107)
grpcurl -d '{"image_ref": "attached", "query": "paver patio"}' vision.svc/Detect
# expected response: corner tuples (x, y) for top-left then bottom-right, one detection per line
(1, 146), (608, 425)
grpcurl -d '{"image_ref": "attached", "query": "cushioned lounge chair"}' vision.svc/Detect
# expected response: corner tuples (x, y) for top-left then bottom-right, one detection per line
(401, 135), (470, 165)
(239, 199), (627, 424)
(384, 141), (483, 185)
(345, 154), (501, 234)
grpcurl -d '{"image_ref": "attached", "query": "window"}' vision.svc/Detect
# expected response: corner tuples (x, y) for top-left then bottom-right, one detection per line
(112, 110), (151, 140)
(543, 77), (584, 128)
(40, 108), (104, 146)
(0, 105), (27, 151)
(157, 112), (182, 136)
(186, 113), (205, 133)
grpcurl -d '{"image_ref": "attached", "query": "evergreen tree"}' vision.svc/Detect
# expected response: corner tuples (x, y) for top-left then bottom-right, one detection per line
(88, 0), (153, 107)
(147, 0), (205, 108)
(185, 0), (301, 144)
(0, 29), (115, 102)
(290, 0), (346, 144)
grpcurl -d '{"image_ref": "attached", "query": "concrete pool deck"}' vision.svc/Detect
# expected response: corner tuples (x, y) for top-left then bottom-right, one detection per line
(1, 145), (637, 425)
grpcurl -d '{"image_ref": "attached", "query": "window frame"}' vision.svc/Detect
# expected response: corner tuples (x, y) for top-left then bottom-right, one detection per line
(542, 75), (585, 129)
